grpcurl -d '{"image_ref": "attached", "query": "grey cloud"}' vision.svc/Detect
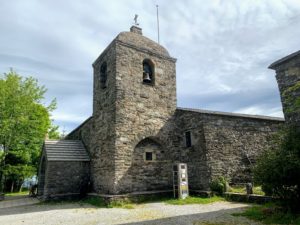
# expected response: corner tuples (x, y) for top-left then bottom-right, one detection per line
(1, 0), (299, 133)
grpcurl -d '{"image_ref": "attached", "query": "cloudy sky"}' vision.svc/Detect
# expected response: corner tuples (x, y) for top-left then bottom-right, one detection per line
(1, 0), (300, 133)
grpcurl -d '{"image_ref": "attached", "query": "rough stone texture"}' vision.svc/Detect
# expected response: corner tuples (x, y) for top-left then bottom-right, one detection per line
(37, 140), (90, 199)
(172, 109), (283, 190)
(224, 192), (274, 204)
(61, 26), (286, 197)
(113, 34), (177, 193)
(129, 138), (172, 192)
(68, 27), (177, 194)
(43, 161), (89, 199)
(269, 51), (300, 126)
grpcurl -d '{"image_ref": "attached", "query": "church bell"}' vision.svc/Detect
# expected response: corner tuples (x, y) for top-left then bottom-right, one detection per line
(143, 72), (151, 83)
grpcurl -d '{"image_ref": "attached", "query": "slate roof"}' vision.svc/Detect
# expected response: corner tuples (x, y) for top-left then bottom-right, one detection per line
(177, 107), (285, 121)
(269, 50), (300, 69)
(44, 140), (90, 162)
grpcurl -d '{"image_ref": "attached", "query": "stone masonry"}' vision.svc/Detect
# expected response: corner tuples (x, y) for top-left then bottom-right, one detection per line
(62, 25), (287, 196)
(269, 51), (300, 126)
(38, 140), (90, 199)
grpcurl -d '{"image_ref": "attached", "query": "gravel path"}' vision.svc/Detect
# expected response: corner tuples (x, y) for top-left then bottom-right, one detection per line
(0, 201), (262, 225)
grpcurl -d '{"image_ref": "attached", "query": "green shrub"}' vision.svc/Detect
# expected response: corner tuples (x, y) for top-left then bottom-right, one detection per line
(254, 126), (300, 212)
(210, 176), (227, 195)
(233, 203), (300, 224)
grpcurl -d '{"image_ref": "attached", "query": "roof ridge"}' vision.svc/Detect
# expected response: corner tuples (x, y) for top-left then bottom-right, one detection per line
(177, 107), (284, 121)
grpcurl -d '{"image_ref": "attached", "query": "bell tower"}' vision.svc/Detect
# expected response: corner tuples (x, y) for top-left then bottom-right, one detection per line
(92, 25), (177, 194)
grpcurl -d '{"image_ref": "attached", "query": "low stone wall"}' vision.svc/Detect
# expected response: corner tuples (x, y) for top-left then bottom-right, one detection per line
(224, 192), (274, 204)
(88, 190), (173, 204)
(190, 190), (213, 198)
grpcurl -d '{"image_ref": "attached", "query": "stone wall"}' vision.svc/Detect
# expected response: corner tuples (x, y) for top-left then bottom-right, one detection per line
(270, 53), (300, 126)
(111, 31), (177, 194)
(65, 27), (286, 195)
(129, 138), (172, 192)
(67, 41), (118, 194)
(42, 161), (90, 199)
(37, 154), (47, 196)
(174, 108), (284, 189)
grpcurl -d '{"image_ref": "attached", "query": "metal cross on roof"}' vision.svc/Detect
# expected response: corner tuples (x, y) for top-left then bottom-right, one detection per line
(134, 14), (139, 26)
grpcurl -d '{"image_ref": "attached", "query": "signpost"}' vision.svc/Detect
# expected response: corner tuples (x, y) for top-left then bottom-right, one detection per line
(173, 163), (189, 199)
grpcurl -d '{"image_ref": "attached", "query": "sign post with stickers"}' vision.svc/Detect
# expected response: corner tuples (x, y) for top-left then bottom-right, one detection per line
(173, 163), (189, 199)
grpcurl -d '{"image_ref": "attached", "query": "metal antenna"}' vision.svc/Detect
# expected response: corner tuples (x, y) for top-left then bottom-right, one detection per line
(156, 5), (160, 44)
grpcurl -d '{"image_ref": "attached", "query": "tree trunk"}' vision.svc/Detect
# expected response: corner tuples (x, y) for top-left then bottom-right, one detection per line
(10, 181), (14, 193)
(0, 144), (7, 192)
(18, 179), (23, 192)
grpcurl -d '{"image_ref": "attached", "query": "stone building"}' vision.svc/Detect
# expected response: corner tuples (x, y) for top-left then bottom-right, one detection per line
(269, 50), (300, 126)
(38, 140), (90, 199)
(38, 25), (300, 200)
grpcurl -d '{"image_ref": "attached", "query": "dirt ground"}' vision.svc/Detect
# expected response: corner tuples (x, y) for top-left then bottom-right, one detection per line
(0, 200), (263, 225)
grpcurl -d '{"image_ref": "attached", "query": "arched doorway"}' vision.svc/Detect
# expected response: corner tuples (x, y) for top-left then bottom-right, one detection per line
(130, 138), (172, 192)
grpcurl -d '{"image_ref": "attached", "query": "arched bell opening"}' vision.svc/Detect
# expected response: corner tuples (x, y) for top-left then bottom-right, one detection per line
(142, 59), (155, 85)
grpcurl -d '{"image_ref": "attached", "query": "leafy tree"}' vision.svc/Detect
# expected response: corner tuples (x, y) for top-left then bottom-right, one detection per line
(48, 124), (61, 140)
(0, 70), (56, 192)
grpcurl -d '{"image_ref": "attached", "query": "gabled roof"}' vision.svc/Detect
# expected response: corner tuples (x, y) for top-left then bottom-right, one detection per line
(177, 107), (284, 121)
(44, 140), (90, 162)
(269, 50), (300, 69)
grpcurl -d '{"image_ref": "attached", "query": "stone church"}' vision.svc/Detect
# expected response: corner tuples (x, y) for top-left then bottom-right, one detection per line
(37, 25), (300, 199)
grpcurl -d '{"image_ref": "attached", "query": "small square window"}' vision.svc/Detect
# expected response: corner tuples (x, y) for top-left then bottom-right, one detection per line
(145, 152), (153, 161)
(185, 131), (192, 147)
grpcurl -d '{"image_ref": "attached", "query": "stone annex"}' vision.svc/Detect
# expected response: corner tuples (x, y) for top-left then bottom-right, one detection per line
(37, 25), (300, 200)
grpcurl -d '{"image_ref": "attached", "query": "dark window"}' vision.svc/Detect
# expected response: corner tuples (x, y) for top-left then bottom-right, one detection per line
(145, 152), (153, 161)
(142, 60), (154, 84)
(100, 62), (107, 89)
(185, 131), (192, 147)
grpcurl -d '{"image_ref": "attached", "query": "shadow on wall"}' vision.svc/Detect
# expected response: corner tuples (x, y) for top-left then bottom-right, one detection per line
(128, 137), (173, 192)
(115, 113), (210, 194)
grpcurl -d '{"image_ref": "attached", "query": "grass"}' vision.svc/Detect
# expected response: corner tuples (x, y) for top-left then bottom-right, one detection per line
(164, 196), (224, 205)
(40, 195), (225, 209)
(83, 197), (134, 209)
(232, 203), (300, 224)
(42, 197), (135, 209)
(107, 200), (135, 209)
(80, 197), (106, 207)
(4, 190), (29, 196)
(228, 185), (265, 195)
